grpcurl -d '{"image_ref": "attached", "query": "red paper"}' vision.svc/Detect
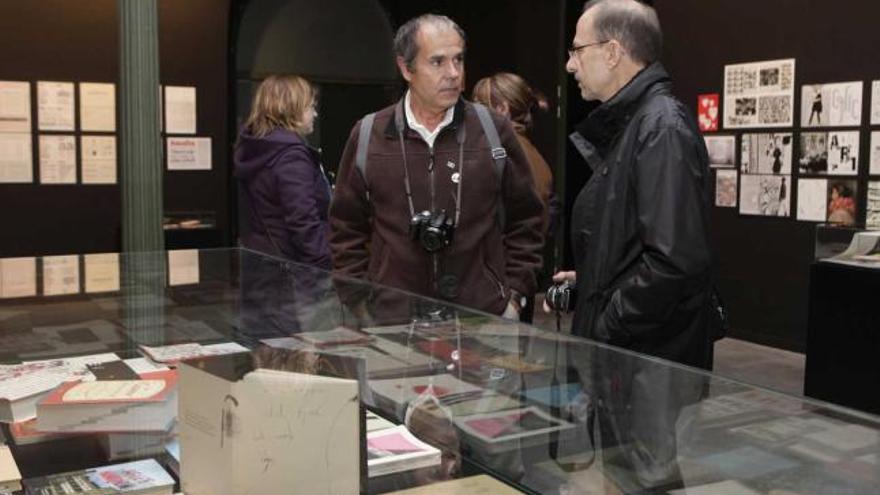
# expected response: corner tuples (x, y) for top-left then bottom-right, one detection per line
(698, 93), (720, 132)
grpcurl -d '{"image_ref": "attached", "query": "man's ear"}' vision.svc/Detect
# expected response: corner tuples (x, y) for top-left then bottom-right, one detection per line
(606, 40), (624, 69)
(396, 56), (413, 83)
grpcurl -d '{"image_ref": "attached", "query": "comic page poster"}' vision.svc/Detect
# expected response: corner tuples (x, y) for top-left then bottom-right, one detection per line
(724, 59), (795, 128)
(801, 81), (862, 127)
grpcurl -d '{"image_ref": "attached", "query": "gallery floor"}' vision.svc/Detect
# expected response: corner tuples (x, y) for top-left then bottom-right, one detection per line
(531, 295), (806, 397)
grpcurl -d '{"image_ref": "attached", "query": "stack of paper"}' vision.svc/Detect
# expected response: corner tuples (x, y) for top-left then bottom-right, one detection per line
(0, 352), (119, 422)
(367, 425), (441, 478)
(36, 370), (178, 433)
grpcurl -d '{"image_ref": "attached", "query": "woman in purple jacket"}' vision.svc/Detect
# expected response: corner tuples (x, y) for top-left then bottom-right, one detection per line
(234, 75), (332, 269)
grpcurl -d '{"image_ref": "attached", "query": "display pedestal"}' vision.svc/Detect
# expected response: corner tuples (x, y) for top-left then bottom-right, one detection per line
(805, 261), (880, 415)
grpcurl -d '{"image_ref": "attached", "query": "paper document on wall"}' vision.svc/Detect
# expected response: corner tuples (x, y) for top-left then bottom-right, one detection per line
(0, 133), (32, 183)
(0, 257), (37, 298)
(168, 249), (200, 286)
(37, 81), (75, 131)
(167, 137), (211, 170)
(165, 85), (196, 134)
(724, 58), (795, 128)
(81, 135), (117, 184)
(39, 135), (76, 184)
(84, 253), (120, 293)
(42, 254), (80, 296)
(0, 81), (31, 132)
(79, 82), (116, 132)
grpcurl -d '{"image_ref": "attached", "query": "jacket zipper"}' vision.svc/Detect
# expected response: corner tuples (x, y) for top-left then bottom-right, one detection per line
(428, 146), (439, 291)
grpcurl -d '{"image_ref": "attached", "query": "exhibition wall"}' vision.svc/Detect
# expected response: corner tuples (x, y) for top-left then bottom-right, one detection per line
(0, 0), (232, 257)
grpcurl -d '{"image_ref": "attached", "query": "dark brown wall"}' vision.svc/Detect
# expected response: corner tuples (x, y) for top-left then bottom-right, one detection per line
(0, 0), (231, 257)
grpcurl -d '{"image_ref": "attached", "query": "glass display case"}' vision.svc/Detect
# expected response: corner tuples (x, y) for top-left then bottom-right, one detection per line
(0, 248), (878, 494)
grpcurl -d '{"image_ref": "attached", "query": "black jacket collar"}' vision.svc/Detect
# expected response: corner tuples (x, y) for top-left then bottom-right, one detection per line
(384, 97), (466, 139)
(575, 62), (671, 155)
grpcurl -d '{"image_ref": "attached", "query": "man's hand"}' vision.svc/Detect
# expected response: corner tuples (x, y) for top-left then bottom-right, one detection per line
(543, 271), (577, 313)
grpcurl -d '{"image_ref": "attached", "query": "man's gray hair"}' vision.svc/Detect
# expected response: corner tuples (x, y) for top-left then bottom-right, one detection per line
(582, 0), (662, 65)
(393, 14), (466, 70)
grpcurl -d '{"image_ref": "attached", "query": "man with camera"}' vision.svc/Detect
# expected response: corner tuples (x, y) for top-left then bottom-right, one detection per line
(330, 14), (544, 319)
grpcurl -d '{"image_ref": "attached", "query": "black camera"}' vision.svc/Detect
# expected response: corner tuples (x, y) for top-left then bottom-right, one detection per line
(545, 281), (577, 313)
(409, 210), (455, 253)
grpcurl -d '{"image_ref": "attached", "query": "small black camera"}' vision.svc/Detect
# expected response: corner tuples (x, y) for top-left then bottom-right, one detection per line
(409, 210), (455, 253)
(545, 281), (577, 313)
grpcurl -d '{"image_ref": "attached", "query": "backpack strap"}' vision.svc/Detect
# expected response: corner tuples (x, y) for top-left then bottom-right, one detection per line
(472, 102), (508, 231)
(355, 112), (376, 201)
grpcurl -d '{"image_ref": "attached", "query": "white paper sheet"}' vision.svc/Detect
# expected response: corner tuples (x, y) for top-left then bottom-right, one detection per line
(801, 81), (863, 128)
(84, 253), (120, 293)
(79, 82), (116, 132)
(164, 86), (196, 134)
(805, 424), (880, 451)
(0, 132), (33, 183)
(167, 137), (211, 170)
(872, 80), (880, 125)
(867, 181), (880, 230)
(168, 249), (199, 286)
(42, 255), (80, 296)
(705, 135), (736, 168)
(37, 81), (75, 131)
(724, 58), (795, 128)
(0, 257), (37, 298)
(870, 131), (880, 175)
(81, 135), (117, 184)
(739, 174), (791, 217)
(38, 134), (76, 184)
(0, 81), (31, 132)
(797, 178), (828, 221)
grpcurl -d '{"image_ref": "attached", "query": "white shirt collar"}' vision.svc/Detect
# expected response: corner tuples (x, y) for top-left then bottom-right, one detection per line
(404, 90), (455, 148)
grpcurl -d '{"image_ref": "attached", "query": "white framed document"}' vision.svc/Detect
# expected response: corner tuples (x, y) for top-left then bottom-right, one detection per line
(39, 135), (77, 184)
(0, 133), (33, 183)
(81, 135), (117, 184)
(42, 255), (80, 296)
(79, 82), (116, 132)
(84, 253), (120, 293)
(0, 81), (32, 132)
(164, 85), (196, 134)
(37, 81), (75, 131)
(0, 257), (37, 298)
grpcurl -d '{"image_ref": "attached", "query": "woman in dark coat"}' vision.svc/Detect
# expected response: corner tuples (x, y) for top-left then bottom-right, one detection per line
(234, 75), (331, 269)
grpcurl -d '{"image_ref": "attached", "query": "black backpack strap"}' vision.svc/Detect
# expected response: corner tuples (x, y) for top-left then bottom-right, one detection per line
(355, 112), (376, 201)
(472, 102), (508, 230)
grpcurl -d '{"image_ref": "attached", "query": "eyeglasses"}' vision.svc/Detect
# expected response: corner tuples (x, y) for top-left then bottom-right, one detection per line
(567, 39), (610, 58)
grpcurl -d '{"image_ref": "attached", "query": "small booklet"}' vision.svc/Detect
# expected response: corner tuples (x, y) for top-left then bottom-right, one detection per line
(138, 342), (248, 364)
(23, 458), (174, 494)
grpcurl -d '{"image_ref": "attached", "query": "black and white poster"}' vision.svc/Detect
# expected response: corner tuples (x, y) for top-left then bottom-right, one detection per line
(798, 131), (859, 175)
(739, 174), (790, 217)
(870, 131), (880, 175)
(867, 181), (880, 230)
(801, 81), (863, 128)
(705, 135), (736, 168)
(796, 178), (827, 222)
(715, 169), (737, 208)
(872, 80), (880, 126)
(741, 133), (792, 175)
(724, 58), (795, 129)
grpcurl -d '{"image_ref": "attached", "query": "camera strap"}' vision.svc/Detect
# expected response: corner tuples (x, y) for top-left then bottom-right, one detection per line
(392, 102), (465, 224)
